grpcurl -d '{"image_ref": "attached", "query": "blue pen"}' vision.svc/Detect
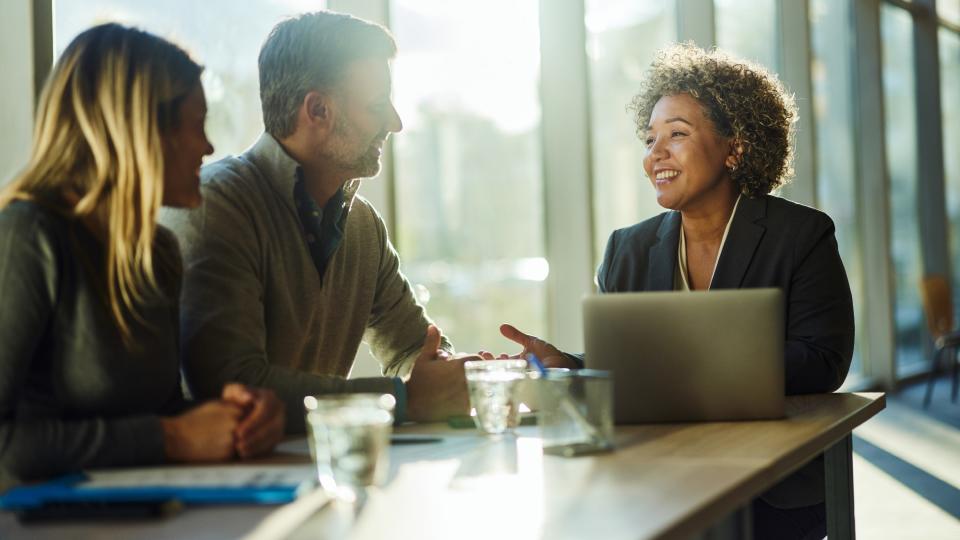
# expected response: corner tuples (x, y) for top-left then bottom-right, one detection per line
(526, 353), (548, 376)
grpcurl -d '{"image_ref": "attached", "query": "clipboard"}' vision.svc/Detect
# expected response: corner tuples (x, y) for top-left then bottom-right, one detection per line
(0, 464), (314, 511)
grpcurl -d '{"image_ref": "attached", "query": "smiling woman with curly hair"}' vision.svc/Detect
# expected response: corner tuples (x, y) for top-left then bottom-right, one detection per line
(629, 43), (797, 198)
(497, 43), (854, 540)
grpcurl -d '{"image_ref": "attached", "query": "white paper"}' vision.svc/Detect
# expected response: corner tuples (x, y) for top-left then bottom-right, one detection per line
(82, 465), (314, 489)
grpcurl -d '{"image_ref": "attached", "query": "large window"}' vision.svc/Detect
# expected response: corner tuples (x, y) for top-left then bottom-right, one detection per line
(54, 0), (321, 163)
(715, 0), (777, 70)
(390, 0), (547, 353)
(881, 3), (926, 376)
(941, 27), (960, 316)
(36, 0), (960, 388)
(810, 0), (865, 377)
(586, 0), (676, 265)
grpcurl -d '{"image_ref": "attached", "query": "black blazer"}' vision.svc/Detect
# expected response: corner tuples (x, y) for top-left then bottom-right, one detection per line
(596, 195), (854, 396)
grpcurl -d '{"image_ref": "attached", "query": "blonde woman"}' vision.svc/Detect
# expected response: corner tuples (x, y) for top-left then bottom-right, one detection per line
(0, 23), (284, 489)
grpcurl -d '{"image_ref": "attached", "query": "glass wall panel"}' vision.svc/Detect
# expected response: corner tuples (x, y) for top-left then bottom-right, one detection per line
(586, 0), (677, 265)
(54, 0), (322, 161)
(715, 0), (778, 70)
(881, 4), (926, 375)
(390, 0), (547, 352)
(941, 28), (960, 317)
(810, 0), (865, 378)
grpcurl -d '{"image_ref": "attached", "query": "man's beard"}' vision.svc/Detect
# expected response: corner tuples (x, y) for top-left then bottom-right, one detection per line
(354, 145), (382, 178)
(326, 118), (383, 179)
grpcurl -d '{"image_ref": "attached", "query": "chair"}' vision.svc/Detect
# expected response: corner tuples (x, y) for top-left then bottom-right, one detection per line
(920, 274), (960, 407)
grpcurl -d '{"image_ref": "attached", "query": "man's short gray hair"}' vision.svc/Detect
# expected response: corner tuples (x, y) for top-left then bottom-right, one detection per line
(259, 11), (397, 139)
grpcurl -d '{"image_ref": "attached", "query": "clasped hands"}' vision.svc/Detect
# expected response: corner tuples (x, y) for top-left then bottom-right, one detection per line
(161, 383), (285, 463)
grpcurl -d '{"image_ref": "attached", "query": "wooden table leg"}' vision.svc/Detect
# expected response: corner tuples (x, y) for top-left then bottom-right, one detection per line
(825, 434), (855, 539)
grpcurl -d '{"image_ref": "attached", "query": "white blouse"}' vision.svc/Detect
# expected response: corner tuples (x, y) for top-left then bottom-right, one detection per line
(675, 195), (742, 291)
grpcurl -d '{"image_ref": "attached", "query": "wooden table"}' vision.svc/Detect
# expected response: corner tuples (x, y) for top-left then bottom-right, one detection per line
(0, 393), (885, 540)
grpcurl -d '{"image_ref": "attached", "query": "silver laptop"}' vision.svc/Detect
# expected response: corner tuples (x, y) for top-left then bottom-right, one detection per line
(583, 288), (785, 424)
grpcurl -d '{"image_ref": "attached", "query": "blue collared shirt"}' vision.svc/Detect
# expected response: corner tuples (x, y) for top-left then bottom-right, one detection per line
(293, 177), (345, 282)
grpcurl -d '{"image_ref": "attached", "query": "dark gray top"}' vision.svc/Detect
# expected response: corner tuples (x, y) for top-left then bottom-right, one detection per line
(0, 200), (186, 490)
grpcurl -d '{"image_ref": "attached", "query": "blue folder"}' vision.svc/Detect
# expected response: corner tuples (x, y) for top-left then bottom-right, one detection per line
(0, 472), (304, 510)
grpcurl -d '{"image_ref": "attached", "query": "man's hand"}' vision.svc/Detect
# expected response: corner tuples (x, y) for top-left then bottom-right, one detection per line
(405, 325), (470, 422)
(222, 383), (286, 459)
(499, 323), (577, 369)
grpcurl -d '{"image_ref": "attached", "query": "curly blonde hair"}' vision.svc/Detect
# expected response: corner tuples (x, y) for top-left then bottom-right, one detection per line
(629, 43), (797, 197)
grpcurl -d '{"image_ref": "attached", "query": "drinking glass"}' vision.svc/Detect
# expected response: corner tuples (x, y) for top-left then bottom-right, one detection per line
(536, 369), (615, 456)
(464, 359), (528, 435)
(304, 393), (395, 496)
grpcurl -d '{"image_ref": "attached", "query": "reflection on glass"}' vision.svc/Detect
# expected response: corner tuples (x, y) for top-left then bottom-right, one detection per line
(881, 5), (925, 375)
(586, 0), (676, 265)
(54, 0), (322, 161)
(939, 0), (960, 26)
(941, 29), (960, 316)
(715, 0), (777, 71)
(810, 0), (864, 379)
(390, 0), (546, 353)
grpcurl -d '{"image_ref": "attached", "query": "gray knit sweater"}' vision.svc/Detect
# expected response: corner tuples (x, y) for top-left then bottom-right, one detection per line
(160, 133), (451, 433)
(0, 200), (186, 490)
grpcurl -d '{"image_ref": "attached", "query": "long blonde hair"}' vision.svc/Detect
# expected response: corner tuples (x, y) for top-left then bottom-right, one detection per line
(0, 23), (202, 345)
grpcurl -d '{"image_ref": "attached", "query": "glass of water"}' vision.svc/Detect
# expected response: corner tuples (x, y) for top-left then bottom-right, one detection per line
(464, 359), (528, 435)
(535, 369), (615, 456)
(304, 393), (395, 497)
